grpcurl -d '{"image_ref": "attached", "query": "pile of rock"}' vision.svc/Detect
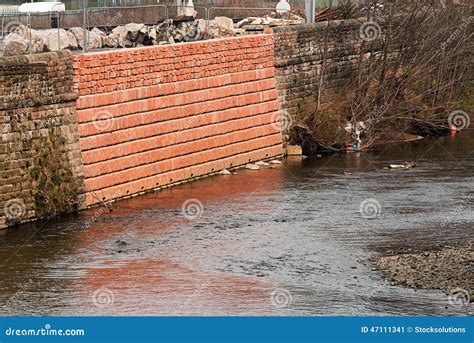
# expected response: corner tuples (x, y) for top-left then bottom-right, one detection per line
(2, 19), (212, 56)
(208, 16), (237, 37)
(235, 12), (305, 31)
(3, 25), (79, 55)
(2, 13), (304, 56)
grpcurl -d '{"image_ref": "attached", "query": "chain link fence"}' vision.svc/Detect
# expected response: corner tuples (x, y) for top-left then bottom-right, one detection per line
(208, 6), (275, 20)
(0, 4), (298, 56)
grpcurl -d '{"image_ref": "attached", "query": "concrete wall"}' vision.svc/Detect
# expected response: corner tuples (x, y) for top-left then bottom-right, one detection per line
(72, 34), (283, 207)
(0, 51), (84, 229)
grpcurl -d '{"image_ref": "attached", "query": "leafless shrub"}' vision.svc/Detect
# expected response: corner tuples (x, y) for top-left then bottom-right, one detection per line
(303, 0), (473, 151)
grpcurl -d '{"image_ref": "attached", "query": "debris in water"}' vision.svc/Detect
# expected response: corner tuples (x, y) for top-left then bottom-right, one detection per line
(389, 162), (416, 169)
(269, 160), (282, 165)
(245, 163), (260, 170)
(219, 169), (232, 175)
(256, 161), (270, 166)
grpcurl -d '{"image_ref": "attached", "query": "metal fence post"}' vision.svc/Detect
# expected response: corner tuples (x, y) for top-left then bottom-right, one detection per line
(82, 8), (87, 52)
(27, 13), (32, 54)
(57, 11), (60, 51)
(205, 7), (209, 35)
(305, 0), (315, 23)
(83, 0), (89, 52)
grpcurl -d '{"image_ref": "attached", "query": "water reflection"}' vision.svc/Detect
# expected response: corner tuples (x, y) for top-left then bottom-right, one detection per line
(0, 131), (472, 316)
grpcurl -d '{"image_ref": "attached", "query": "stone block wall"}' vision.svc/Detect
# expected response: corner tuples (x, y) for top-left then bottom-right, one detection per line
(72, 35), (284, 207)
(272, 20), (369, 139)
(0, 51), (84, 229)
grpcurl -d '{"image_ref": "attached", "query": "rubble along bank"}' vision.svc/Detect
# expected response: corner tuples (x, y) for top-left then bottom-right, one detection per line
(373, 243), (473, 303)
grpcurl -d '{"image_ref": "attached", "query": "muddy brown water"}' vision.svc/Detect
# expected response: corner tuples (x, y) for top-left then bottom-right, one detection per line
(0, 131), (472, 316)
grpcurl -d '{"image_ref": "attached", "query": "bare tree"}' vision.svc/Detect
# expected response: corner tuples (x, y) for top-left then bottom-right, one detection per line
(298, 0), (473, 152)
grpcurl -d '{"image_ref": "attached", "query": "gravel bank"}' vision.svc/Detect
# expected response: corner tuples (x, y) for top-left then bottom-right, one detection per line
(373, 243), (473, 305)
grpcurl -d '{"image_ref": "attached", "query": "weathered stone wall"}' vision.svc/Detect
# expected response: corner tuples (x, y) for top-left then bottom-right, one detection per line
(0, 51), (84, 229)
(272, 20), (366, 141)
(73, 34), (283, 207)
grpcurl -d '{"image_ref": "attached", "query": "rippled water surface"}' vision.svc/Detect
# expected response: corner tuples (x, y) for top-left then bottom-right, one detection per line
(1, 131), (473, 316)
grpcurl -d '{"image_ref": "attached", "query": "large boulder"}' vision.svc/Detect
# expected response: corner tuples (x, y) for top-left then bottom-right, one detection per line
(102, 33), (119, 48)
(212, 16), (234, 31)
(124, 23), (147, 45)
(112, 25), (132, 48)
(203, 16), (236, 38)
(3, 33), (28, 56)
(7, 23), (29, 38)
(3, 27), (45, 56)
(91, 27), (106, 38)
(29, 29), (45, 53)
(170, 21), (204, 43)
(152, 20), (173, 45)
(65, 30), (79, 50)
(69, 27), (85, 49)
(87, 27), (103, 49)
(111, 23), (148, 47)
(38, 29), (78, 51)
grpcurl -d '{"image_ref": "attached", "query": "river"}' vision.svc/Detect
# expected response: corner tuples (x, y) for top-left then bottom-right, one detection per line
(0, 131), (472, 316)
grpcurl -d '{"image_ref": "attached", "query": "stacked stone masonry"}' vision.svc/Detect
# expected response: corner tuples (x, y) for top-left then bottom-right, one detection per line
(272, 20), (372, 139)
(0, 51), (84, 229)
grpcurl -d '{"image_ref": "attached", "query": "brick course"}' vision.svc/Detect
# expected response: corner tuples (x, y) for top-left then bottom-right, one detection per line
(1, 35), (284, 227)
(73, 34), (284, 207)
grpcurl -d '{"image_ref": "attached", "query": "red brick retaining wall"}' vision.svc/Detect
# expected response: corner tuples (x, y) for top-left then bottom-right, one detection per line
(73, 35), (284, 206)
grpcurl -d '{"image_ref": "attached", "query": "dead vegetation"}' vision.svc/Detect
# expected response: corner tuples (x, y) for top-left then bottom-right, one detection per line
(296, 0), (473, 153)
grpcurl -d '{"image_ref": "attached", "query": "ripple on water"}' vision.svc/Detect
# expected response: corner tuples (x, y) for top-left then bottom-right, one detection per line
(0, 132), (473, 315)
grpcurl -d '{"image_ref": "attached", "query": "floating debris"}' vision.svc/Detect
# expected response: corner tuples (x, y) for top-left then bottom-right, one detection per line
(389, 162), (416, 170)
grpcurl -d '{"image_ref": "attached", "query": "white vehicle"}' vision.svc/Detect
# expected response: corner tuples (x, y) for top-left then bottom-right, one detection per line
(18, 2), (66, 13)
